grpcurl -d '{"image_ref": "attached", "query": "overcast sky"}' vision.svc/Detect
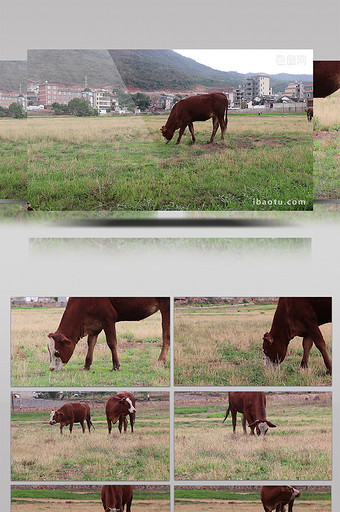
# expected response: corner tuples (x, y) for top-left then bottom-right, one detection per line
(174, 50), (313, 75)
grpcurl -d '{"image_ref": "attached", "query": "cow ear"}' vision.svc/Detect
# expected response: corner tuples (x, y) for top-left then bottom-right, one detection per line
(267, 421), (276, 428)
(263, 332), (274, 344)
(49, 332), (72, 345)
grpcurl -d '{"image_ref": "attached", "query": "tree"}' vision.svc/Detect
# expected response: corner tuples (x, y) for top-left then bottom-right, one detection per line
(8, 102), (26, 118)
(68, 97), (97, 117)
(0, 106), (9, 117)
(52, 102), (70, 115)
(131, 92), (151, 111)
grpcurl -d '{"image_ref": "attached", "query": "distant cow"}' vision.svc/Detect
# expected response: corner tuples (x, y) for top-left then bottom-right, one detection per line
(48, 297), (170, 371)
(263, 297), (332, 374)
(314, 61), (340, 98)
(223, 391), (276, 436)
(101, 485), (133, 512)
(49, 402), (94, 434)
(305, 107), (313, 121)
(105, 392), (136, 435)
(261, 486), (301, 512)
(160, 92), (228, 145)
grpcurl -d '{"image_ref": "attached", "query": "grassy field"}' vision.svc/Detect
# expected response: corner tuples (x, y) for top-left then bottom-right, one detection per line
(174, 393), (332, 481)
(314, 90), (340, 198)
(174, 488), (331, 512)
(174, 304), (332, 386)
(11, 399), (169, 480)
(11, 306), (170, 386)
(0, 118), (27, 200)
(11, 487), (170, 511)
(0, 113), (313, 210)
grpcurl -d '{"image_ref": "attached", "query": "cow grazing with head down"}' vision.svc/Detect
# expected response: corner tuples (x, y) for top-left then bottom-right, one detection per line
(49, 402), (94, 434)
(101, 485), (133, 512)
(48, 297), (170, 372)
(223, 391), (276, 436)
(160, 92), (228, 145)
(305, 107), (313, 121)
(105, 392), (136, 435)
(314, 61), (340, 98)
(261, 486), (301, 512)
(263, 297), (332, 374)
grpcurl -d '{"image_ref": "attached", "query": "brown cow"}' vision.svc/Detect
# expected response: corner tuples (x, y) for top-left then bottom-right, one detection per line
(101, 485), (133, 512)
(314, 61), (340, 98)
(48, 297), (170, 371)
(261, 486), (301, 512)
(223, 392), (276, 436)
(305, 107), (313, 121)
(49, 402), (94, 434)
(263, 297), (332, 374)
(105, 392), (136, 435)
(160, 92), (228, 145)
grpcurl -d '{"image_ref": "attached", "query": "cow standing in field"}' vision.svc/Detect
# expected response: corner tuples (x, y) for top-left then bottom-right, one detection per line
(101, 485), (133, 512)
(305, 107), (313, 121)
(160, 93), (228, 145)
(263, 297), (332, 374)
(314, 61), (340, 98)
(223, 392), (276, 436)
(105, 392), (136, 435)
(49, 402), (94, 434)
(48, 297), (170, 371)
(261, 486), (301, 512)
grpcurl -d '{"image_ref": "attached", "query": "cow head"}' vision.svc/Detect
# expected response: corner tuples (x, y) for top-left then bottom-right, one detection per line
(49, 410), (57, 424)
(249, 419), (277, 436)
(262, 332), (288, 367)
(49, 410), (63, 424)
(160, 126), (173, 143)
(119, 397), (136, 414)
(48, 332), (75, 371)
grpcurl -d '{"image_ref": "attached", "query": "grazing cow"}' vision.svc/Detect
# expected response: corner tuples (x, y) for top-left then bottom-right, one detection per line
(314, 61), (340, 98)
(160, 92), (228, 145)
(105, 392), (136, 434)
(263, 297), (332, 374)
(101, 485), (133, 512)
(223, 391), (276, 436)
(49, 402), (94, 434)
(261, 486), (301, 512)
(305, 107), (313, 121)
(48, 297), (170, 371)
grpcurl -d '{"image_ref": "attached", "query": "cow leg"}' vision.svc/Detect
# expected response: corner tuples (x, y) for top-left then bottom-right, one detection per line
(129, 412), (135, 433)
(102, 320), (120, 371)
(242, 414), (247, 435)
(244, 413), (255, 435)
(126, 497), (133, 512)
(301, 336), (313, 368)
(288, 499), (295, 512)
(158, 299), (170, 365)
(69, 422), (73, 434)
(86, 418), (91, 433)
(83, 333), (99, 370)
(231, 410), (237, 434)
(80, 420), (85, 433)
(118, 415), (123, 434)
(176, 123), (187, 145)
(60, 425), (63, 435)
(107, 418), (112, 435)
(309, 325), (332, 374)
(218, 114), (227, 140)
(124, 416), (128, 433)
(209, 116), (220, 143)
(188, 122), (196, 143)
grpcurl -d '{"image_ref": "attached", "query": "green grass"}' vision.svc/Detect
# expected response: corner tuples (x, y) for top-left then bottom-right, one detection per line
(314, 132), (340, 198)
(0, 140), (27, 199)
(0, 114), (311, 210)
(11, 488), (170, 500)
(174, 489), (331, 501)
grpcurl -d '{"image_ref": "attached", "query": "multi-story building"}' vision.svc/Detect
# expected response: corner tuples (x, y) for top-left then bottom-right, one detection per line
(93, 90), (111, 112)
(243, 75), (271, 101)
(39, 82), (82, 107)
(0, 90), (26, 109)
(283, 81), (305, 100)
(303, 83), (313, 101)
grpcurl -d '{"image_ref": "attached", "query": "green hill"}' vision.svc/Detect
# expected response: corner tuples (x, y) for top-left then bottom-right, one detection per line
(0, 61), (27, 91)
(26, 49), (312, 93)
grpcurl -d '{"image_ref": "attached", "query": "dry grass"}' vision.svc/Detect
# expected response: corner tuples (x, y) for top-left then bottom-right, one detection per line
(174, 499), (330, 512)
(174, 393), (332, 481)
(11, 401), (169, 481)
(11, 499), (169, 511)
(174, 305), (332, 386)
(11, 306), (169, 386)
(314, 90), (340, 129)
(0, 118), (28, 141)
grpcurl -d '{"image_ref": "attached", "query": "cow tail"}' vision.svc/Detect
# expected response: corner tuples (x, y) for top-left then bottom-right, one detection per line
(222, 405), (230, 423)
(225, 98), (228, 130)
(90, 420), (95, 430)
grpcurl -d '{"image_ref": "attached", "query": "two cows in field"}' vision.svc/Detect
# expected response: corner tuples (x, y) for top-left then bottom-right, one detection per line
(49, 392), (136, 435)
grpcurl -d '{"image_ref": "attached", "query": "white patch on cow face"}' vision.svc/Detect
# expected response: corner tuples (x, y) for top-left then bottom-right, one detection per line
(291, 487), (300, 498)
(162, 136), (169, 144)
(49, 410), (56, 424)
(48, 336), (65, 371)
(258, 422), (268, 436)
(125, 397), (136, 413)
(264, 355), (275, 367)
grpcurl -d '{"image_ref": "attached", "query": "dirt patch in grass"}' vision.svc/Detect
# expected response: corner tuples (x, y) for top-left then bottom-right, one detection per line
(314, 130), (338, 141)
